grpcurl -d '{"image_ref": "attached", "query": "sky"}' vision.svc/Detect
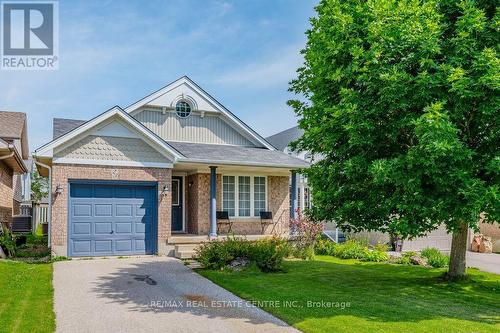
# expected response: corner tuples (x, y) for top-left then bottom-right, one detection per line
(0, 0), (317, 151)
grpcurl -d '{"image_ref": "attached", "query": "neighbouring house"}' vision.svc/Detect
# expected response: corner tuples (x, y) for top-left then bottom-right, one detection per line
(33, 76), (308, 258)
(0, 111), (29, 229)
(266, 126), (313, 212)
(267, 125), (454, 252)
(479, 222), (500, 253)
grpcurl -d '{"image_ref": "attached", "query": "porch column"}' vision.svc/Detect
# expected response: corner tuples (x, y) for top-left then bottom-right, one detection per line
(299, 181), (306, 211)
(209, 166), (217, 237)
(290, 170), (298, 219)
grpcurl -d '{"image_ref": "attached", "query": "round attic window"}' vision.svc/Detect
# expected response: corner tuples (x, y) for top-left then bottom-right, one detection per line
(175, 101), (191, 118)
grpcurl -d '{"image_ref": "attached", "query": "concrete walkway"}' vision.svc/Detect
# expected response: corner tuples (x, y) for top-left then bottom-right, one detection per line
(467, 251), (500, 275)
(53, 257), (299, 333)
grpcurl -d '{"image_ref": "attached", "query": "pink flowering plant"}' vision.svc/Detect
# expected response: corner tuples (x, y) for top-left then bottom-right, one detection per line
(290, 209), (324, 254)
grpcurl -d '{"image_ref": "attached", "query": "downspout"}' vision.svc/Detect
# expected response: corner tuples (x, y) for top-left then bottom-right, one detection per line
(34, 159), (52, 248)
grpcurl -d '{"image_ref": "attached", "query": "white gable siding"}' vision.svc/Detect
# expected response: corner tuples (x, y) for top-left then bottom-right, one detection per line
(54, 135), (171, 164)
(134, 109), (256, 146)
(146, 82), (219, 112)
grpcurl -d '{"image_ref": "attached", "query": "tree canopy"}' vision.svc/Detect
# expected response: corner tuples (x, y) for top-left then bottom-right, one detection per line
(289, 0), (499, 276)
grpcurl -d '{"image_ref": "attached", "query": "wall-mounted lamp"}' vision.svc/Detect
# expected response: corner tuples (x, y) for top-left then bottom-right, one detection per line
(159, 184), (169, 196)
(188, 181), (194, 188)
(55, 184), (64, 195)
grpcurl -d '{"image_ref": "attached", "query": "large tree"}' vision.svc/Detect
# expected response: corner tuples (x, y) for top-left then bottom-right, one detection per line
(289, 0), (499, 279)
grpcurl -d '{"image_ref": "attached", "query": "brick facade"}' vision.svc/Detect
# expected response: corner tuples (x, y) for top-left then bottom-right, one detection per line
(51, 164), (171, 256)
(186, 173), (290, 236)
(0, 161), (14, 228)
(12, 200), (20, 216)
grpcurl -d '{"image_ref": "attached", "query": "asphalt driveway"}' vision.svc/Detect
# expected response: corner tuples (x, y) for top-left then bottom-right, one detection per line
(53, 257), (299, 333)
(467, 251), (500, 275)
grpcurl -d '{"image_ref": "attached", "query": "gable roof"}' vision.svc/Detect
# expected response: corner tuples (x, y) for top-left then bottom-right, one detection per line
(35, 106), (183, 161)
(53, 118), (86, 140)
(125, 76), (276, 150)
(0, 111), (29, 160)
(266, 126), (303, 151)
(0, 111), (26, 139)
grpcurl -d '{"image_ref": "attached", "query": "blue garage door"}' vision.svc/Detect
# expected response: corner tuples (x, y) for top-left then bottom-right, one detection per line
(68, 181), (157, 257)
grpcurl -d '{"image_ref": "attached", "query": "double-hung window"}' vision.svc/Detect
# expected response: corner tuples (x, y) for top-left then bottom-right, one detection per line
(222, 175), (267, 218)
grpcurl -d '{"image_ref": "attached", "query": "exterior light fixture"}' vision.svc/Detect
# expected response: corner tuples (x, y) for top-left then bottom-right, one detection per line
(55, 184), (63, 195)
(160, 185), (169, 196)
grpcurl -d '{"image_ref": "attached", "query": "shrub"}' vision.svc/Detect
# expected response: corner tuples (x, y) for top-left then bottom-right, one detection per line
(331, 240), (367, 259)
(252, 237), (290, 272)
(398, 251), (417, 265)
(195, 237), (252, 270)
(420, 247), (449, 268)
(362, 248), (389, 262)
(26, 233), (47, 246)
(0, 228), (16, 257)
(293, 245), (315, 260)
(373, 243), (390, 252)
(314, 239), (337, 255)
(290, 209), (324, 251)
(15, 245), (50, 258)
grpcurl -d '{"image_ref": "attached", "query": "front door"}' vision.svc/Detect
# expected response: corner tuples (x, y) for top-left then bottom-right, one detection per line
(171, 176), (183, 232)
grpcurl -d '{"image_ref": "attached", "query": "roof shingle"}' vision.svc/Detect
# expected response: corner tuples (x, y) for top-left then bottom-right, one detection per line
(53, 118), (86, 140)
(265, 126), (303, 151)
(0, 111), (26, 139)
(168, 141), (309, 168)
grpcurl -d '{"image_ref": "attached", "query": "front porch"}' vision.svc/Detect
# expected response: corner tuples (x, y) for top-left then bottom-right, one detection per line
(167, 163), (300, 258)
(166, 234), (286, 259)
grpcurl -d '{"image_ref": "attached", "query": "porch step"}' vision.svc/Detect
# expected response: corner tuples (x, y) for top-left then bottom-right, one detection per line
(168, 235), (210, 244)
(175, 250), (196, 259)
(174, 244), (201, 259)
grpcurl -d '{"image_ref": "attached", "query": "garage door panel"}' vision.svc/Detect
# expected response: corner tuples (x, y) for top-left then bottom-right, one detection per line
(94, 185), (114, 198)
(94, 222), (113, 234)
(95, 204), (113, 216)
(115, 222), (133, 234)
(135, 222), (146, 233)
(73, 222), (91, 235)
(70, 184), (93, 197)
(136, 205), (151, 217)
(115, 239), (133, 252)
(72, 240), (92, 254)
(69, 182), (156, 257)
(73, 204), (92, 217)
(95, 240), (113, 253)
(135, 239), (146, 251)
(115, 186), (134, 198)
(116, 204), (133, 217)
(135, 187), (151, 199)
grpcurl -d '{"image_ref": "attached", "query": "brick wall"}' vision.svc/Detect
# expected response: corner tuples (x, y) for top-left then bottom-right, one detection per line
(12, 200), (20, 215)
(186, 173), (290, 236)
(0, 161), (13, 228)
(186, 173), (211, 235)
(51, 164), (171, 255)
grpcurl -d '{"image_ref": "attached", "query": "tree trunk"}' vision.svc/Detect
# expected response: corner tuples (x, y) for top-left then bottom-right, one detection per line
(447, 222), (468, 279)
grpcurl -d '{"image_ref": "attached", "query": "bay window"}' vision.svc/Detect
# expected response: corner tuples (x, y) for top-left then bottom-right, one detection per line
(222, 175), (267, 217)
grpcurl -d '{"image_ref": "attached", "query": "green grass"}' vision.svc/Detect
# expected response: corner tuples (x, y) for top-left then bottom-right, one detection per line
(198, 256), (500, 333)
(0, 261), (55, 333)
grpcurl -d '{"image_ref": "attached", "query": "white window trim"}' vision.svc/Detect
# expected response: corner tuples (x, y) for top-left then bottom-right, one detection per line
(172, 178), (180, 206)
(222, 174), (268, 218)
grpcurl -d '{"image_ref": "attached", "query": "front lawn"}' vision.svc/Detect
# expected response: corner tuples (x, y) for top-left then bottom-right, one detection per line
(0, 261), (55, 333)
(199, 256), (500, 333)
